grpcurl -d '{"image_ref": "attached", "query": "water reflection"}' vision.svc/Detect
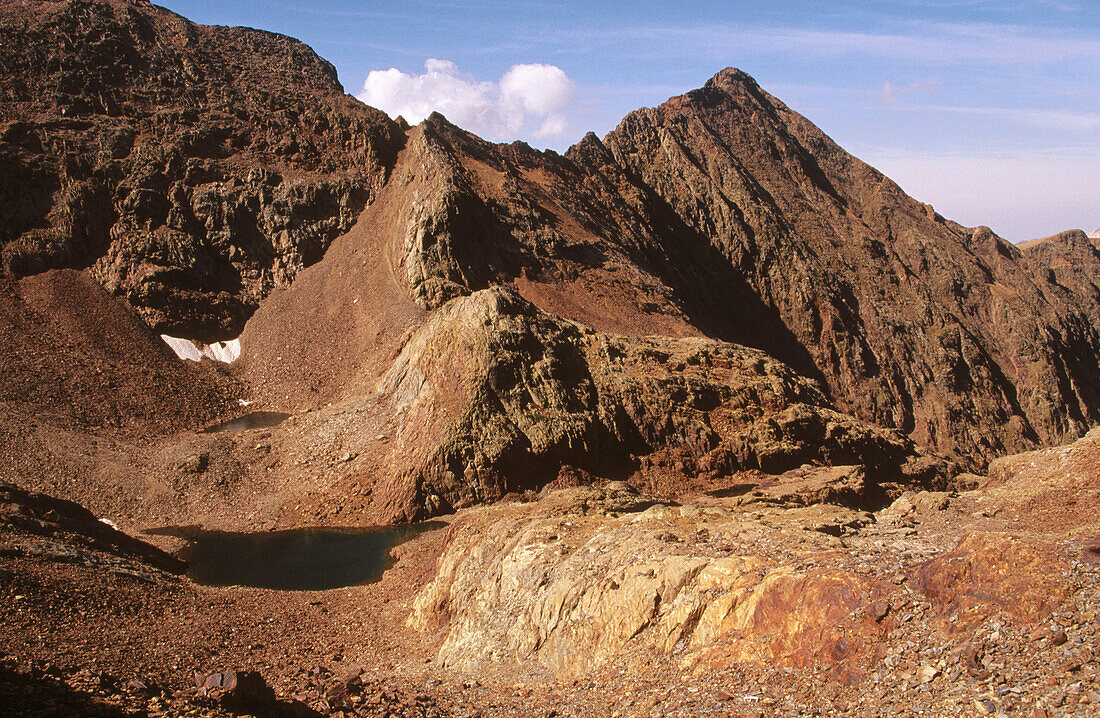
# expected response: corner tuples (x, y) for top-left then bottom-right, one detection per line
(144, 523), (441, 590)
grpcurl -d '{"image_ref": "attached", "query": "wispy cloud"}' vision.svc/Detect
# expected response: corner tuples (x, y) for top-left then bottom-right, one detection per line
(534, 21), (1100, 66)
(891, 104), (1100, 131)
(879, 79), (939, 105)
(268, 2), (427, 22)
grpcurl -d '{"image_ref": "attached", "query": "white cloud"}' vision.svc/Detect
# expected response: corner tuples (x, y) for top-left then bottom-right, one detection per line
(358, 59), (575, 143)
(542, 21), (1100, 66)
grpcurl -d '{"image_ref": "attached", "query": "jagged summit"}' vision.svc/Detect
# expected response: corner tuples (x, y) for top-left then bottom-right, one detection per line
(707, 66), (757, 86)
(673, 67), (767, 102)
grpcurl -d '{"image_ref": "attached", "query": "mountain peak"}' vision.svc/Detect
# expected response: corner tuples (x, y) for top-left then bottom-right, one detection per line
(706, 67), (759, 90)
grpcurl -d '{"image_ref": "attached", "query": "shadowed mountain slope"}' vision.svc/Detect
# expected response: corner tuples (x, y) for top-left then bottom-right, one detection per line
(588, 70), (1100, 463)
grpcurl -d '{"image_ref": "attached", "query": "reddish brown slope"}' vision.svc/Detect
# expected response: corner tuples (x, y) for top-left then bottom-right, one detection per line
(233, 124), (431, 409)
(0, 268), (233, 433)
(0, 267), (239, 518)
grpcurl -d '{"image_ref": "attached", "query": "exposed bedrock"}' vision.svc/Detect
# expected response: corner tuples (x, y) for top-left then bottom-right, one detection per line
(408, 484), (1074, 678)
(369, 287), (951, 521)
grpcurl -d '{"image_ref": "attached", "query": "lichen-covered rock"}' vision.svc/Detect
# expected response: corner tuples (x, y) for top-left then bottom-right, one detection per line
(408, 487), (1075, 678)
(911, 531), (1071, 630)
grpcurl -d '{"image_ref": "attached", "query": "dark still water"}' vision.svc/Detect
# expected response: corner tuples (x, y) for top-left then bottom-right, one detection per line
(144, 523), (441, 591)
(200, 411), (290, 433)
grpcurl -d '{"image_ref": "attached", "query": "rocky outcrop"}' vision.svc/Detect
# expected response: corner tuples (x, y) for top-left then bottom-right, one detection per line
(0, 0), (404, 341)
(367, 287), (950, 521)
(0, 482), (184, 575)
(979, 426), (1100, 533)
(408, 486), (871, 676)
(405, 426), (1100, 682)
(912, 530), (1071, 630)
(408, 482), (1080, 679)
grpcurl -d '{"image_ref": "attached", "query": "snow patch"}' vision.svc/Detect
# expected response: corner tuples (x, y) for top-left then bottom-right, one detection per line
(1089, 227), (1100, 240)
(161, 335), (241, 364)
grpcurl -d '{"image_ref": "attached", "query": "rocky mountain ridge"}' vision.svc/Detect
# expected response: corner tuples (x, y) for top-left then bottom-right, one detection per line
(0, 0), (404, 342)
(236, 75), (1100, 493)
(5, 2), (1100, 479)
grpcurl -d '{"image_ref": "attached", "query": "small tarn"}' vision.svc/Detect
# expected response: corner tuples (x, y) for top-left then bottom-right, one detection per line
(144, 523), (442, 590)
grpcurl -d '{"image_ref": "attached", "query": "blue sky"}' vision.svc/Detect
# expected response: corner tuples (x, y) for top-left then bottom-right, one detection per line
(159, 1), (1098, 242)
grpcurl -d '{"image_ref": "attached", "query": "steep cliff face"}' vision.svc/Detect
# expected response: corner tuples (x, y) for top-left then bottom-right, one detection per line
(0, 0), (404, 341)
